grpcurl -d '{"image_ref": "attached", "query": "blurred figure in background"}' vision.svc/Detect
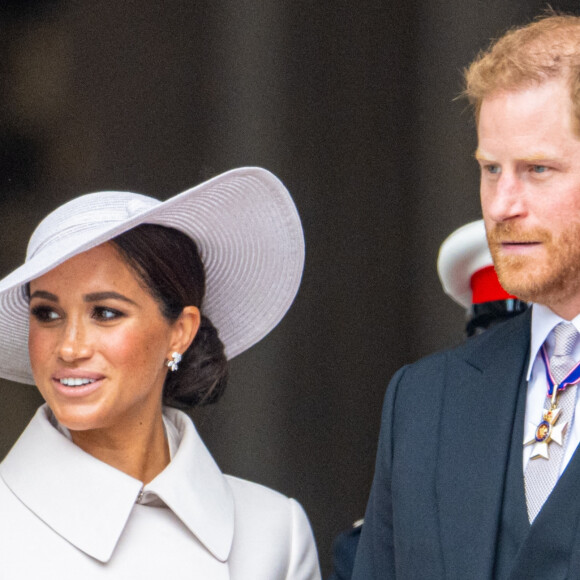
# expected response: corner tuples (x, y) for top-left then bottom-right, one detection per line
(438, 219), (528, 338)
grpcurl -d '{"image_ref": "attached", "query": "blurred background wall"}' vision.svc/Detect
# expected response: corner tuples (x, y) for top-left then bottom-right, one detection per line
(1, 1), (578, 575)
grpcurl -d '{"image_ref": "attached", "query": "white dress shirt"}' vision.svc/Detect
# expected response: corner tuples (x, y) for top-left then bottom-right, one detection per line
(0, 404), (321, 579)
(524, 303), (580, 474)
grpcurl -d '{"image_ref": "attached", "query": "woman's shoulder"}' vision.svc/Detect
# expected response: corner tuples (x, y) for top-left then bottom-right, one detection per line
(225, 474), (294, 504)
(224, 474), (311, 530)
(224, 475), (321, 579)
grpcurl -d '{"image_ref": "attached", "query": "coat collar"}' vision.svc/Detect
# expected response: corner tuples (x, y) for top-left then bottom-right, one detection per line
(435, 310), (531, 579)
(0, 405), (234, 564)
(147, 407), (234, 562)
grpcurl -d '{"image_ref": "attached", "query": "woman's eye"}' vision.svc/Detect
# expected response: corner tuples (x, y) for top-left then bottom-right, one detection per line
(30, 306), (61, 323)
(92, 306), (124, 321)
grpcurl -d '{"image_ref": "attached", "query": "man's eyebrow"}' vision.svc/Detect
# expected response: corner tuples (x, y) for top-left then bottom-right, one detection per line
(520, 154), (552, 162)
(474, 149), (553, 161)
(84, 292), (137, 305)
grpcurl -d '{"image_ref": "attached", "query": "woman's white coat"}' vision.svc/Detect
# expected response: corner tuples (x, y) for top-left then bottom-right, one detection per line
(0, 405), (321, 579)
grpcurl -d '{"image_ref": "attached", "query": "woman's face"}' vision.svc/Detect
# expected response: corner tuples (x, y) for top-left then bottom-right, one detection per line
(28, 242), (185, 434)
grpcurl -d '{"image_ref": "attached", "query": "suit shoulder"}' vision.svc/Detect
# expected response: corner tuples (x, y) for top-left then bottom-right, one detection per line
(409, 310), (530, 368)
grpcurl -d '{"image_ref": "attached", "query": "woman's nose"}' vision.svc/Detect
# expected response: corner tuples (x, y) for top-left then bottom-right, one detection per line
(58, 319), (92, 362)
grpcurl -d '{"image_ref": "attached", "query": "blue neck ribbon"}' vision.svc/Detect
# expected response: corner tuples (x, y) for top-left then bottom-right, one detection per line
(541, 346), (580, 397)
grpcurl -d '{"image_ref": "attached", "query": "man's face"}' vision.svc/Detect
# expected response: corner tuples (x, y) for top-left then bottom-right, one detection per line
(478, 78), (580, 319)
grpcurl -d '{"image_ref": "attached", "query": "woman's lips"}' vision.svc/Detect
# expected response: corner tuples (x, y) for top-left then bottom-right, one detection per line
(51, 372), (105, 397)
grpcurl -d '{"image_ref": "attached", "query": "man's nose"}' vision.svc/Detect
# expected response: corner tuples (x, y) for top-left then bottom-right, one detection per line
(483, 172), (527, 223)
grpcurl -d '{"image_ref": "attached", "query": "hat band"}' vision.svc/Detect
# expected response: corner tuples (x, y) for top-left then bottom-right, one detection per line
(26, 196), (161, 262)
(27, 218), (125, 261)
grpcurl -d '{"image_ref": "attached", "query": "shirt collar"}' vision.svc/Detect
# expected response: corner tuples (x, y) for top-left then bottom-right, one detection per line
(527, 303), (580, 380)
(0, 404), (234, 563)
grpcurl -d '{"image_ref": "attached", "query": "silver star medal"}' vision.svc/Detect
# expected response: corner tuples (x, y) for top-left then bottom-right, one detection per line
(524, 405), (568, 460)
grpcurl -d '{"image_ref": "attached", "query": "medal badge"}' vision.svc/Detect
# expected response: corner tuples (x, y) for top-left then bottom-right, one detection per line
(524, 405), (567, 460)
(524, 347), (580, 460)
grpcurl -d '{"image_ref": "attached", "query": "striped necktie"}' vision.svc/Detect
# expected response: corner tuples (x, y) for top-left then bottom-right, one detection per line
(524, 322), (579, 523)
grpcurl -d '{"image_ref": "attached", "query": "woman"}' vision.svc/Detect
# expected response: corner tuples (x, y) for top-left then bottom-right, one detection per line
(0, 167), (321, 578)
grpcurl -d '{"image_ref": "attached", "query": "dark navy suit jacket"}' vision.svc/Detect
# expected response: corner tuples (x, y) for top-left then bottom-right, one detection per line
(352, 309), (580, 579)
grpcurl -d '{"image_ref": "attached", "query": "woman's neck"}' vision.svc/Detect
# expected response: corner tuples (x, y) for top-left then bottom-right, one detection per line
(69, 409), (171, 484)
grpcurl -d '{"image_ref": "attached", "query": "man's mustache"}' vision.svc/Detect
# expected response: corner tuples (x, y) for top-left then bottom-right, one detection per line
(486, 222), (552, 245)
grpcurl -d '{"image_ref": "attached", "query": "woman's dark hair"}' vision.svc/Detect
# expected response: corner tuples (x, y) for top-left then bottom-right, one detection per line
(110, 223), (229, 409)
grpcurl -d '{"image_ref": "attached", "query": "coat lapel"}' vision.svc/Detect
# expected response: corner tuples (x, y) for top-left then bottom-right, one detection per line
(0, 405), (143, 562)
(436, 311), (531, 579)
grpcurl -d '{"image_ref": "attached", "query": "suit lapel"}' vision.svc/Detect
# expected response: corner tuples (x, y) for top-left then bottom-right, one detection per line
(436, 311), (531, 579)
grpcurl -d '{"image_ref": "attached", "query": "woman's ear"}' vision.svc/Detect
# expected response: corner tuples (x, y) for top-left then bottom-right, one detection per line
(169, 306), (201, 356)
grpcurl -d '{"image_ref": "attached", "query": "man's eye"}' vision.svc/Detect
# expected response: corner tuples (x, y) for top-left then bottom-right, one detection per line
(30, 306), (61, 322)
(532, 165), (548, 173)
(485, 164), (500, 174)
(93, 307), (124, 321)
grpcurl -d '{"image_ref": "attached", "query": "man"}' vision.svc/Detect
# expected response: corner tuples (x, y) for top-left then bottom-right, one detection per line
(327, 220), (526, 580)
(352, 14), (580, 579)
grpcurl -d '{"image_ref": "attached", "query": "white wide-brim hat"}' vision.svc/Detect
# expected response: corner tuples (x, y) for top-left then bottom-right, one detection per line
(437, 219), (491, 308)
(0, 167), (305, 385)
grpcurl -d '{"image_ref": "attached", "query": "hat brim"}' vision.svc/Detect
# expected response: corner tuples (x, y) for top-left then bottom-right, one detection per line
(0, 167), (305, 385)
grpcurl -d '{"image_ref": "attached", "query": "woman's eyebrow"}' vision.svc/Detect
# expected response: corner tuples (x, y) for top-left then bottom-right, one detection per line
(84, 291), (137, 305)
(28, 290), (137, 305)
(29, 290), (58, 302)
